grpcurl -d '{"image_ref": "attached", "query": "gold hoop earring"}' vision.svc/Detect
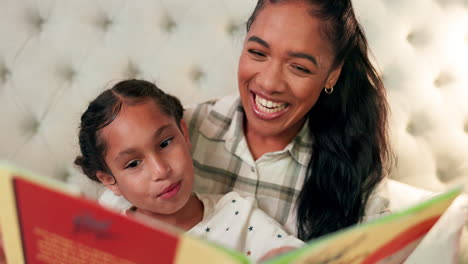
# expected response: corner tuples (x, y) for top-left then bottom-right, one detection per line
(324, 86), (334, 94)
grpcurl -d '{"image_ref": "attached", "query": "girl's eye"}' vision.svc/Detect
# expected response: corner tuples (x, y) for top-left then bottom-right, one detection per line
(291, 64), (311, 74)
(160, 137), (174, 149)
(247, 49), (266, 58)
(125, 160), (141, 169)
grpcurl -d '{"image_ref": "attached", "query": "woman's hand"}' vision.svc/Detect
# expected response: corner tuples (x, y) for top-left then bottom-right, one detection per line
(258, 246), (296, 263)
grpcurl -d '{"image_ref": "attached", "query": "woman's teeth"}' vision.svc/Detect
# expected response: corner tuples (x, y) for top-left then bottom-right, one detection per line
(255, 95), (287, 113)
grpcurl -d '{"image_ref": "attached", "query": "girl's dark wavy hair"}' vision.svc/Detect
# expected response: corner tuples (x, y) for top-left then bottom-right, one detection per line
(75, 79), (184, 182)
(246, 0), (392, 240)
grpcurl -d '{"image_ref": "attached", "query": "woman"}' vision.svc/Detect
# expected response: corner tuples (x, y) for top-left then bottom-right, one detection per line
(101, 0), (391, 242)
(185, 0), (391, 241)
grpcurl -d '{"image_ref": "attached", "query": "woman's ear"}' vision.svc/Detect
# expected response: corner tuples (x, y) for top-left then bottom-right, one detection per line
(180, 119), (192, 150)
(96, 171), (121, 196)
(325, 63), (343, 89)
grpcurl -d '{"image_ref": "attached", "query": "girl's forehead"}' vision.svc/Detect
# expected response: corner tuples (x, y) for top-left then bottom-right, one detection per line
(102, 101), (170, 138)
(118, 100), (170, 125)
(100, 102), (178, 156)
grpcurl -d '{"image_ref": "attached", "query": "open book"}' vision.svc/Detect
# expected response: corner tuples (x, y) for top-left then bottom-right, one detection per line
(0, 162), (462, 264)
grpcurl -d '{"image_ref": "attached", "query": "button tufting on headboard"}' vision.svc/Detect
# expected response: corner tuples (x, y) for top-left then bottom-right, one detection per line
(189, 66), (205, 84)
(406, 113), (433, 137)
(226, 20), (242, 37)
(434, 71), (455, 88)
(21, 115), (41, 136)
(96, 15), (114, 33)
(26, 11), (46, 33)
(124, 61), (141, 80)
(0, 63), (9, 84)
(436, 160), (464, 184)
(406, 29), (431, 49)
(58, 66), (76, 83)
(161, 15), (177, 33)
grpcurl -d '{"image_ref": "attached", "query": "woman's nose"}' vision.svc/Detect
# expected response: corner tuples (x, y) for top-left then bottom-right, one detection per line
(148, 157), (171, 181)
(255, 62), (286, 94)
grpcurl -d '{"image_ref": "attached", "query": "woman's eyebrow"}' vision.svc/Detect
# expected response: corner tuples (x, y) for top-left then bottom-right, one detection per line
(248, 35), (318, 67)
(247, 35), (270, 48)
(288, 51), (318, 67)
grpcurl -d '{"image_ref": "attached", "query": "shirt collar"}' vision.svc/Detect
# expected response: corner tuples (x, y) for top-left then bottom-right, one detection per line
(199, 94), (313, 166)
(198, 94), (243, 144)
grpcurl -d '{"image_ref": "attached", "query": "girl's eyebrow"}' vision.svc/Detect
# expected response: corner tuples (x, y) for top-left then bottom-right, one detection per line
(114, 148), (138, 162)
(114, 124), (172, 162)
(153, 124), (172, 139)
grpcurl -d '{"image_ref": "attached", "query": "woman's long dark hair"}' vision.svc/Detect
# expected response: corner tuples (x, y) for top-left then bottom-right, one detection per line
(246, 0), (392, 240)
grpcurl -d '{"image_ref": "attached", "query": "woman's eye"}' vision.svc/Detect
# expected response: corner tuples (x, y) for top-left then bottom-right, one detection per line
(247, 49), (266, 58)
(125, 160), (141, 169)
(291, 64), (311, 74)
(160, 137), (174, 149)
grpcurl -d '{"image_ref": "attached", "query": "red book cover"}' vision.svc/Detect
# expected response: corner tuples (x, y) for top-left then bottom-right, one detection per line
(13, 177), (179, 264)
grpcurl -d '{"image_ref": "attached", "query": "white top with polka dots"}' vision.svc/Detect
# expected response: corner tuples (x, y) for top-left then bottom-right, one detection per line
(188, 192), (304, 262)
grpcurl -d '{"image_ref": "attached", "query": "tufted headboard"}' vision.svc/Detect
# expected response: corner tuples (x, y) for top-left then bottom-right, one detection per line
(1, 0), (468, 260)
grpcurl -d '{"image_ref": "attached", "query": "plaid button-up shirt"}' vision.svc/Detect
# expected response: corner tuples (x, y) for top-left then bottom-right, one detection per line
(186, 94), (390, 235)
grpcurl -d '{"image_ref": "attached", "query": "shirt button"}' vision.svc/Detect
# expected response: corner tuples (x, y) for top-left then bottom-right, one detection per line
(251, 167), (255, 173)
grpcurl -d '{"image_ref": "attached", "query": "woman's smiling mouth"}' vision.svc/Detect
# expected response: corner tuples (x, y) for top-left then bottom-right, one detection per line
(250, 92), (289, 120)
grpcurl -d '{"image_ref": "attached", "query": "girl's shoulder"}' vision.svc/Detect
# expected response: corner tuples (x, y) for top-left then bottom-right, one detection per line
(196, 191), (257, 216)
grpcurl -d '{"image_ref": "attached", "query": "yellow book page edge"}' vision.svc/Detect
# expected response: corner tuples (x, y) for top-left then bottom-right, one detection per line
(0, 162), (81, 264)
(175, 235), (248, 264)
(0, 168), (25, 264)
(294, 196), (456, 264)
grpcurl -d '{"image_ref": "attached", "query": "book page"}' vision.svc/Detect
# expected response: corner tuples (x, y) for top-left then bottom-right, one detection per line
(266, 187), (461, 264)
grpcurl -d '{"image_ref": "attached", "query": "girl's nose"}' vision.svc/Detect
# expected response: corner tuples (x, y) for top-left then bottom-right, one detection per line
(149, 157), (171, 181)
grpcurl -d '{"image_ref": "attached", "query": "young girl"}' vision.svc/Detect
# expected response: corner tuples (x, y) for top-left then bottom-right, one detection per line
(75, 79), (303, 262)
